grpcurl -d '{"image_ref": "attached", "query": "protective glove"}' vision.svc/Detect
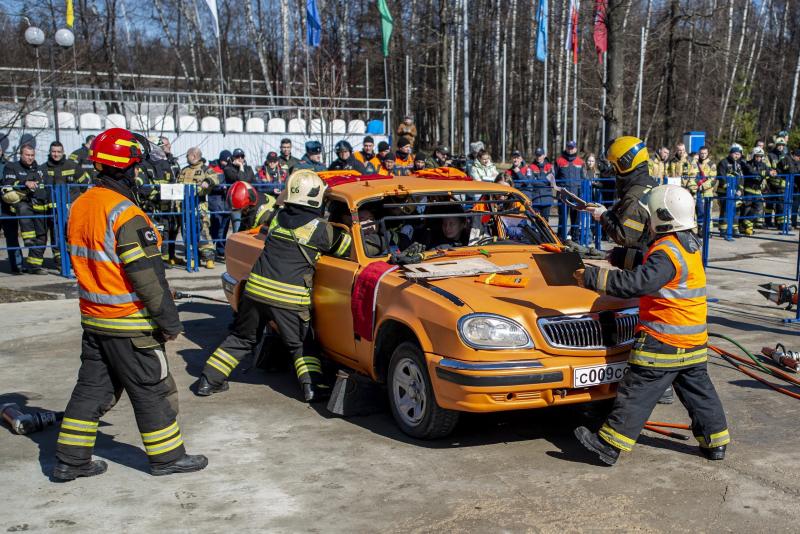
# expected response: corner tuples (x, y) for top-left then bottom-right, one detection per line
(586, 204), (607, 221)
(390, 242), (426, 265)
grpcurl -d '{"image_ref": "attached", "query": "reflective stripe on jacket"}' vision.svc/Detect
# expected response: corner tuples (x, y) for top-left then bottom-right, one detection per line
(637, 234), (708, 348)
(68, 187), (162, 322)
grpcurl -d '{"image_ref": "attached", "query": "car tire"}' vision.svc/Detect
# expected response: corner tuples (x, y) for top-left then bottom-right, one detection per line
(387, 341), (459, 439)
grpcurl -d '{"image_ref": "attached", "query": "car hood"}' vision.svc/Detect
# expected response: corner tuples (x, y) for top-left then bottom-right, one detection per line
(390, 248), (636, 319)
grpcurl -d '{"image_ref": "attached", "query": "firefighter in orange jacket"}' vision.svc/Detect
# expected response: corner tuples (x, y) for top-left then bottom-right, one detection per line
(573, 184), (729, 465)
(53, 128), (207, 481)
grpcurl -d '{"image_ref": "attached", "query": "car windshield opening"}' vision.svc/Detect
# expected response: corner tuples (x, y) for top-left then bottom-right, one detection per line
(357, 191), (557, 257)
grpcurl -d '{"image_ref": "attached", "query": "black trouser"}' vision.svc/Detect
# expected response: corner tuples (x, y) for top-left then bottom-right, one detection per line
(46, 209), (61, 264)
(202, 296), (321, 388)
(156, 204), (181, 259)
(208, 196), (228, 257)
(1, 205), (22, 272)
(17, 202), (47, 268)
(598, 363), (729, 453)
(56, 331), (186, 467)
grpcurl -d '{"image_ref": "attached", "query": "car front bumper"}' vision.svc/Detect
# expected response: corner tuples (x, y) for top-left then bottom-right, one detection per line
(426, 352), (629, 413)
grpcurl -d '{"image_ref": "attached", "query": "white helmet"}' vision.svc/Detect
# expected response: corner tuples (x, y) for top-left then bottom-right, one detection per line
(285, 169), (328, 208)
(752, 147), (765, 157)
(645, 184), (696, 234)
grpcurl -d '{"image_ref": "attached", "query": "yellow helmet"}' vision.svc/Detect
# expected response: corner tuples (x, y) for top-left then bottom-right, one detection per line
(607, 136), (649, 175)
(1, 188), (21, 205)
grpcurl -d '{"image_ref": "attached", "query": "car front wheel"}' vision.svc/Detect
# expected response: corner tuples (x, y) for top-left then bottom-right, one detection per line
(387, 341), (459, 439)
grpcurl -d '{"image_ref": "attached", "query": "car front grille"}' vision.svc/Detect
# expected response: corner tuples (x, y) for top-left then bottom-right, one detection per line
(537, 308), (639, 350)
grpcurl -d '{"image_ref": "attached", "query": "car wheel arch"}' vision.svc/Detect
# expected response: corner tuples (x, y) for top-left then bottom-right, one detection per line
(373, 319), (427, 383)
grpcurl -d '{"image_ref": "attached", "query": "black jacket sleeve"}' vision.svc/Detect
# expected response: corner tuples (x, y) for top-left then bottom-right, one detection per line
(116, 215), (183, 335)
(583, 250), (675, 298)
(600, 193), (650, 249)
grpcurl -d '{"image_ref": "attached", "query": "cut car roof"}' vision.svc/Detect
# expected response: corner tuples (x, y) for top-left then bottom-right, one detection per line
(323, 173), (524, 205)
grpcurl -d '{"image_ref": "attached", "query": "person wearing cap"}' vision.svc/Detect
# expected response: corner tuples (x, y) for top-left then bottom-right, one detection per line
(259, 151), (287, 186)
(376, 141), (391, 161)
(179, 147), (220, 269)
(465, 141), (485, 176)
(740, 147), (770, 234)
(716, 144), (744, 237)
(526, 148), (555, 220)
(555, 140), (586, 240)
(694, 146), (718, 232)
(224, 149), (255, 233)
(395, 115), (417, 148)
(425, 145), (452, 168)
(506, 150), (530, 185)
(278, 138), (300, 174)
(766, 137), (789, 228)
(69, 134), (98, 182)
(573, 184), (729, 466)
(208, 150), (232, 260)
(295, 140), (326, 173)
(354, 136), (380, 173)
(394, 137), (416, 176)
(328, 140), (367, 173)
(377, 153), (396, 176)
(785, 148), (800, 228)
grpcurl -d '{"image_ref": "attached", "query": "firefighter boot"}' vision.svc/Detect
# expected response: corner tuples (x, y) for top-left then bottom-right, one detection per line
(150, 454), (209, 476)
(52, 459), (108, 481)
(700, 445), (726, 461)
(657, 385), (675, 404)
(574, 426), (620, 466)
(195, 375), (229, 397)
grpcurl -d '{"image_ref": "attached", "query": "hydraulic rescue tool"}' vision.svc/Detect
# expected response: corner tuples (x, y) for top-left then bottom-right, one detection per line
(761, 344), (800, 372)
(757, 282), (798, 310)
(1, 403), (63, 435)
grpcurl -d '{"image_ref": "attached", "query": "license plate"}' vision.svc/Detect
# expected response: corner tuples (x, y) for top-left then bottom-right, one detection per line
(573, 362), (628, 388)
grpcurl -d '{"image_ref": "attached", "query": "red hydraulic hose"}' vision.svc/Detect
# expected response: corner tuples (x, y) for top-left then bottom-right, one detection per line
(709, 344), (800, 400)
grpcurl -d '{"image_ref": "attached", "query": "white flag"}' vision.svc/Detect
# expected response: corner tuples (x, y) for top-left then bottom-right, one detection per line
(205, 0), (220, 38)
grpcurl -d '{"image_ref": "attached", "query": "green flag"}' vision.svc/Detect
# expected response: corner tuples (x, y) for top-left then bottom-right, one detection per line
(378, 0), (393, 57)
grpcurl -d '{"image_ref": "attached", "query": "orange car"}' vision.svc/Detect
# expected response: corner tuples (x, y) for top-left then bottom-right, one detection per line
(222, 173), (638, 439)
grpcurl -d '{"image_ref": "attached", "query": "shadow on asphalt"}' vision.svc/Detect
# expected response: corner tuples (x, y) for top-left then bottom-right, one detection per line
(708, 314), (798, 335)
(0, 392), (150, 481)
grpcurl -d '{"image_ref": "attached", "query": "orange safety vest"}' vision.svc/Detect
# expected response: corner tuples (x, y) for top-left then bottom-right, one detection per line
(637, 234), (708, 349)
(354, 151), (380, 172)
(394, 155), (415, 176)
(68, 186), (162, 326)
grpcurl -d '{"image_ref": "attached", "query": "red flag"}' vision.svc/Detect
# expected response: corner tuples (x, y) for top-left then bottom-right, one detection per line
(593, 0), (608, 62)
(565, 0), (580, 65)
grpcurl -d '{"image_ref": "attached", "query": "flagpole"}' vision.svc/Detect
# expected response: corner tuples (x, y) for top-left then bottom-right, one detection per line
(542, 55), (548, 152)
(366, 58), (370, 118)
(563, 52), (570, 147)
(405, 54), (410, 117)
(501, 41), (507, 162)
(462, 0), (470, 156)
(636, 26), (645, 138)
(572, 59), (578, 144)
(383, 57), (390, 140)
(449, 38), (455, 151)
(600, 51), (607, 149)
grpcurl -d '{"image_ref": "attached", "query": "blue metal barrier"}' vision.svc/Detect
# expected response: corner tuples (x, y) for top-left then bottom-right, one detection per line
(0, 184), (60, 272)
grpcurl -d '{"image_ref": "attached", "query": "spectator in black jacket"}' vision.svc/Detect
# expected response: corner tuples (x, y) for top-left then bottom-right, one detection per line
(224, 148), (255, 233)
(328, 141), (367, 173)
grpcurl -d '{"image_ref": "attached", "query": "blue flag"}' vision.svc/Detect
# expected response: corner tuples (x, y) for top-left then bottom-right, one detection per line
(535, 0), (548, 62)
(307, 0), (321, 47)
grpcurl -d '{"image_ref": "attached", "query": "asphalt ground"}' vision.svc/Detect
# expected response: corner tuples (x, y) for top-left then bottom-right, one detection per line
(1, 229), (799, 533)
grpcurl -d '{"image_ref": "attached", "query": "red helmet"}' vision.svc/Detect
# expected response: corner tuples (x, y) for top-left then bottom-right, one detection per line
(88, 128), (143, 169)
(227, 181), (257, 210)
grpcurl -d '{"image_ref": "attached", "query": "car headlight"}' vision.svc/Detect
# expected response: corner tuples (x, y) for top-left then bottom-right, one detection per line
(458, 314), (533, 349)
